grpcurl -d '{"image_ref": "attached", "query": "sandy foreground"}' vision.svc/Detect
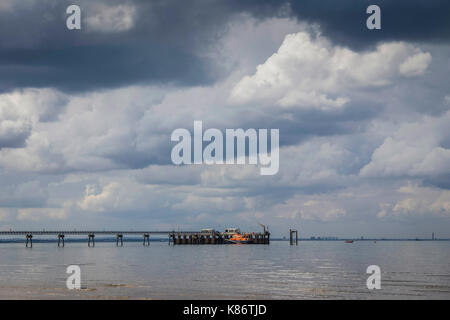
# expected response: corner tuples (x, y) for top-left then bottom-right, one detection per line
(0, 285), (263, 300)
(0, 285), (158, 300)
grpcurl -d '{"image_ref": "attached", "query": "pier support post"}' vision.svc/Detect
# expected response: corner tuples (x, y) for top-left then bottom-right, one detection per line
(143, 234), (150, 246)
(58, 234), (65, 247)
(25, 233), (33, 248)
(88, 234), (95, 247)
(116, 234), (123, 246)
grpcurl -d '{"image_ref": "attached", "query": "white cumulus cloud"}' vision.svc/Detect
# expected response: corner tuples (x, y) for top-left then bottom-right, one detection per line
(360, 111), (450, 178)
(86, 4), (136, 32)
(231, 32), (431, 111)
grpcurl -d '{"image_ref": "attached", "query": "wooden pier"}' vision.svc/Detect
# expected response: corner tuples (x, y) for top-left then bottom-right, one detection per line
(0, 229), (270, 247)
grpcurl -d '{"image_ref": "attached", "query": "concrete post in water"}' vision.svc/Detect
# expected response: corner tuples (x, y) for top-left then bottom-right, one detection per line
(289, 229), (298, 245)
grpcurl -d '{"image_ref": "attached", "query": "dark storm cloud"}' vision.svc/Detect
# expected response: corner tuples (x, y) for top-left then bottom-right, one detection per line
(0, 44), (212, 92)
(0, 0), (448, 93)
(0, 0), (232, 93)
(286, 0), (450, 49)
(0, 0), (291, 93)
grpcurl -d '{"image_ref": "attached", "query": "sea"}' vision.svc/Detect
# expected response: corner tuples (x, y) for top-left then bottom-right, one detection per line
(0, 240), (449, 299)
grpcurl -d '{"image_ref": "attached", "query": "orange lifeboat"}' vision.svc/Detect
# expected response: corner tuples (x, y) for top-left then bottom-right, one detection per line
(227, 233), (251, 244)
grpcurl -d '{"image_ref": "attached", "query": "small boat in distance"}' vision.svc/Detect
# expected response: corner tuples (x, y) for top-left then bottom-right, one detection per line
(345, 240), (354, 243)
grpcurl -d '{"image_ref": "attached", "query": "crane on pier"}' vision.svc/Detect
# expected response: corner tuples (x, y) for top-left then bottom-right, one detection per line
(257, 222), (268, 234)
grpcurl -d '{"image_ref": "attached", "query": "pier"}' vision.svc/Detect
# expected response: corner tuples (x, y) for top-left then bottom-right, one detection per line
(0, 229), (270, 247)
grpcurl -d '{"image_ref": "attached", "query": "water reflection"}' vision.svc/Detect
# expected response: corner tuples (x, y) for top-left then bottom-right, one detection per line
(0, 241), (449, 299)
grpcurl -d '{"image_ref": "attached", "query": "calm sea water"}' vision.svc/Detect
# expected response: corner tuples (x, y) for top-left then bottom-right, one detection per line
(0, 240), (449, 299)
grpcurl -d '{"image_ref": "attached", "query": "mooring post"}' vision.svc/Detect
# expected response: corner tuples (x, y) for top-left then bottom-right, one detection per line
(289, 229), (298, 245)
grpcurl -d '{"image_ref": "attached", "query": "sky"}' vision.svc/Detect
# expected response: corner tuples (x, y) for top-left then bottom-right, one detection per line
(0, 0), (450, 238)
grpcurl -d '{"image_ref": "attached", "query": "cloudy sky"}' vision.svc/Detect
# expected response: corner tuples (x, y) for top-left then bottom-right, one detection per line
(1, 0), (449, 238)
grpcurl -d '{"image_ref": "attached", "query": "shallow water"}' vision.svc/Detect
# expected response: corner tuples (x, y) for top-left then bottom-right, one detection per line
(0, 240), (449, 299)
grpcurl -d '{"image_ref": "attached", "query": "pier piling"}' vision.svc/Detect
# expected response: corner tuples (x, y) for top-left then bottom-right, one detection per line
(143, 234), (150, 246)
(88, 233), (95, 247)
(25, 233), (33, 248)
(116, 233), (123, 246)
(58, 234), (65, 247)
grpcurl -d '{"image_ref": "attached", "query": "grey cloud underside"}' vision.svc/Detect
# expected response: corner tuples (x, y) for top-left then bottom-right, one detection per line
(1, 0), (449, 93)
(0, 45), (214, 92)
